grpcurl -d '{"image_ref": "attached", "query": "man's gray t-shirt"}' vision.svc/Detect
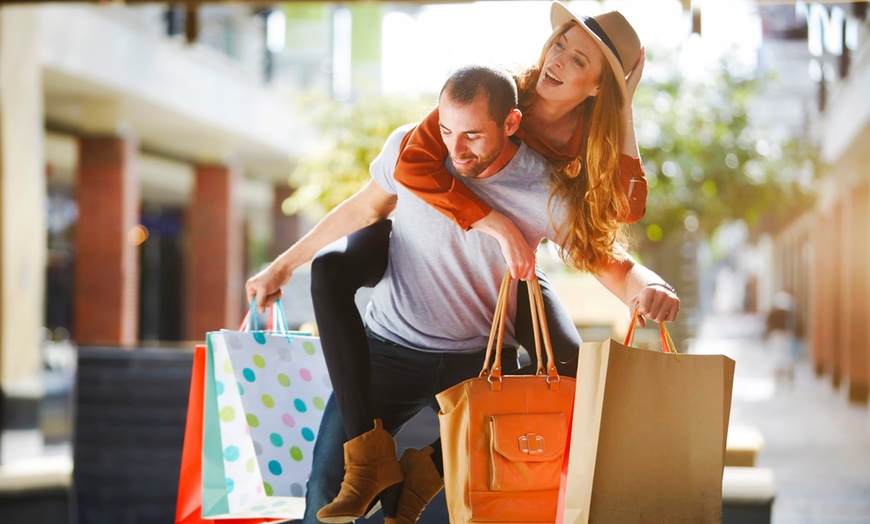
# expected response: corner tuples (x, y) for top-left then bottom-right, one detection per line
(364, 124), (565, 353)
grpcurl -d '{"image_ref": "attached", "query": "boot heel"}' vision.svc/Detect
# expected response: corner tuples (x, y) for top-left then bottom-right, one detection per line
(384, 446), (444, 524)
(316, 420), (403, 523)
(364, 498), (382, 519)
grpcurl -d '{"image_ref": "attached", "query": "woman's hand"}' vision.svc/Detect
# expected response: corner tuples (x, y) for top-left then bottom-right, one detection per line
(625, 47), (646, 106)
(629, 282), (679, 326)
(471, 210), (536, 280)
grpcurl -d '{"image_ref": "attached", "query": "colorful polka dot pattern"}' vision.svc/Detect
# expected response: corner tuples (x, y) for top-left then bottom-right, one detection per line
(211, 328), (332, 515)
(210, 334), (268, 515)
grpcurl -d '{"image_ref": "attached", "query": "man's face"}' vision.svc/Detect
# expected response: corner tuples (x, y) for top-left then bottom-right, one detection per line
(438, 92), (508, 179)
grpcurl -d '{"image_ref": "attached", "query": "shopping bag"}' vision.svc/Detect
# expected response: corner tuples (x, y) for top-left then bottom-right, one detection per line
(437, 272), (576, 523)
(200, 300), (332, 520)
(559, 312), (735, 523)
(175, 344), (281, 524)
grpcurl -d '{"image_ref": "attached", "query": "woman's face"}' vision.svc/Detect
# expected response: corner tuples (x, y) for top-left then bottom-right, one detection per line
(536, 24), (604, 106)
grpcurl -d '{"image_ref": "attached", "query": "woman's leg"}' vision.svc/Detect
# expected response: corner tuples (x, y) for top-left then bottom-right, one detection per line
(310, 219), (392, 441)
(311, 220), (405, 522)
(514, 266), (582, 378)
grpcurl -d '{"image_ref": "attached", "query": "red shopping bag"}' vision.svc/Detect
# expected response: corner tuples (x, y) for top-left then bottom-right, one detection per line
(175, 344), (282, 524)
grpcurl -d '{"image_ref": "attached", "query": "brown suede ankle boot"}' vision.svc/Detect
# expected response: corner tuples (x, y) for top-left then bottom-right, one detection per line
(316, 419), (403, 524)
(384, 446), (444, 524)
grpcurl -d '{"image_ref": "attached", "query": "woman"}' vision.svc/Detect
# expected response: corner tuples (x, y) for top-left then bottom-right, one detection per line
(247, 3), (678, 523)
(395, 1), (648, 281)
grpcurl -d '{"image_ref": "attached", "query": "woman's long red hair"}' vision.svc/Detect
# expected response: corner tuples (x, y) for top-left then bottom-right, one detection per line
(514, 22), (630, 274)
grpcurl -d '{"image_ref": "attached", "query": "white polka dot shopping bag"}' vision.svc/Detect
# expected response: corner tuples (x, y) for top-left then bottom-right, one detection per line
(200, 301), (331, 520)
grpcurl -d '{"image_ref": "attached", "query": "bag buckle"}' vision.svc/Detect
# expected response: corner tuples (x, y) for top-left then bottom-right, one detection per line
(518, 434), (545, 455)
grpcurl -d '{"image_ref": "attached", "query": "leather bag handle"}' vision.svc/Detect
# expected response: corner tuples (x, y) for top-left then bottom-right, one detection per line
(623, 307), (680, 361)
(529, 277), (561, 385)
(480, 272), (560, 390)
(481, 272), (512, 384)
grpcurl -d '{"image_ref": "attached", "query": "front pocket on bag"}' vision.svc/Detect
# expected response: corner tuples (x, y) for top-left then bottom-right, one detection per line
(487, 413), (567, 492)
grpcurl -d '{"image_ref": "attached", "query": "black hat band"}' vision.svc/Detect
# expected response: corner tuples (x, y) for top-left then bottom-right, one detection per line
(582, 16), (623, 70)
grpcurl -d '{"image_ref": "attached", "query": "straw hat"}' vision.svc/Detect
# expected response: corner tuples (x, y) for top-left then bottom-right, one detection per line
(550, 0), (641, 97)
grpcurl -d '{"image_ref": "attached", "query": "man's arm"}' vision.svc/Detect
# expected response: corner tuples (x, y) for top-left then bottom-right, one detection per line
(593, 244), (680, 325)
(245, 180), (397, 312)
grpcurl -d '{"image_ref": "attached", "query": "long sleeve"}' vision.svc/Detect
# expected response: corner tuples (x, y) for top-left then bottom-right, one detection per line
(618, 154), (647, 224)
(394, 107), (648, 228)
(393, 108), (492, 231)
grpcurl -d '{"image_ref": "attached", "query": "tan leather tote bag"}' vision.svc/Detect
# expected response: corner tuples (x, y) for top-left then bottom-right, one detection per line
(436, 272), (576, 523)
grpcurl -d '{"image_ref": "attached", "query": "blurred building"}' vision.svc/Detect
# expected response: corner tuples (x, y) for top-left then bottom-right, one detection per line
(755, 1), (870, 406)
(0, 1), (392, 464)
(0, 4), (409, 520)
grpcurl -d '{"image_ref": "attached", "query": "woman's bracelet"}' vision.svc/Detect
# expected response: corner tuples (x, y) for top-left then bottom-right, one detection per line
(646, 282), (676, 294)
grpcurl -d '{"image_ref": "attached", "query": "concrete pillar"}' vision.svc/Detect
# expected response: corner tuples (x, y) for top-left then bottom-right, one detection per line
(845, 186), (869, 404)
(0, 7), (47, 460)
(796, 230), (810, 354)
(831, 204), (843, 387)
(839, 195), (853, 391)
(811, 211), (835, 378)
(74, 136), (140, 346)
(270, 184), (302, 261)
(188, 163), (244, 339)
(810, 219), (822, 374)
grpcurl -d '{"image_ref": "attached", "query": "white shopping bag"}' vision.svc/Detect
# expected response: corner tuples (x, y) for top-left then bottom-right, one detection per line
(201, 300), (332, 520)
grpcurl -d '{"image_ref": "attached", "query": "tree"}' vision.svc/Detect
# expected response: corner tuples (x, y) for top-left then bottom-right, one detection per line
(632, 52), (818, 250)
(627, 50), (819, 348)
(282, 94), (434, 218)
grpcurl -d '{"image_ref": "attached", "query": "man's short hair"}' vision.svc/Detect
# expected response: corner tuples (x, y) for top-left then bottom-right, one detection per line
(441, 65), (518, 125)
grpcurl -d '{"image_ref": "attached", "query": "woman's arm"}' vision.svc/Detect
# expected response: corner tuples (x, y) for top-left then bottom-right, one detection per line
(593, 244), (680, 325)
(395, 108), (536, 279)
(618, 154), (647, 223)
(619, 47), (647, 224)
(622, 47), (645, 160)
(395, 108), (491, 229)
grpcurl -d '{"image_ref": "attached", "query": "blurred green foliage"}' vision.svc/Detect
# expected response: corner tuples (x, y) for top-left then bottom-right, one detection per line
(633, 54), (818, 248)
(287, 53), (818, 248)
(283, 94), (434, 217)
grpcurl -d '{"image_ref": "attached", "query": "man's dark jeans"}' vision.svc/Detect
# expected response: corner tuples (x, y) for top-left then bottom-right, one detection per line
(301, 334), (517, 523)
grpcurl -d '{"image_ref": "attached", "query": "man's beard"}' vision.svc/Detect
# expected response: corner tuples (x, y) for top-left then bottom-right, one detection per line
(451, 138), (504, 179)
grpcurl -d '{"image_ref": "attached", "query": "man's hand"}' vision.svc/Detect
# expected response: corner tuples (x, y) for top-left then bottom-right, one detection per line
(629, 282), (679, 327)
(245, 261), (292, 314)
(243, 180), (396, 314)
(471, 210), (536, 280)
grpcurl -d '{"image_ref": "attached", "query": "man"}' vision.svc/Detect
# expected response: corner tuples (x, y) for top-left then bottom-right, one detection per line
(246, 64), (678, 524)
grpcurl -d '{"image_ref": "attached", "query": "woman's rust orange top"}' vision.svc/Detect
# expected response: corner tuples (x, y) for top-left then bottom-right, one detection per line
(394, 107), (648, 230)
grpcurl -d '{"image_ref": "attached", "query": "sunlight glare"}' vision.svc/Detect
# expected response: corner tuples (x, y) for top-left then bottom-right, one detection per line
(381, 0), (764, 97)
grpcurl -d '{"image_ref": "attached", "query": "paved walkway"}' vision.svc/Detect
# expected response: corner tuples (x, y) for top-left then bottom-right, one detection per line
(694, 314), (870, 524)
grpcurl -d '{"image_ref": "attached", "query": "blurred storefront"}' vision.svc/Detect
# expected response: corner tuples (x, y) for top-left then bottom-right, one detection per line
(0, 2), (351, 463)
(755, 2), (870, 406)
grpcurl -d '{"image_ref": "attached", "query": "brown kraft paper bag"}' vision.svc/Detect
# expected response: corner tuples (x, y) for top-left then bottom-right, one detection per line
(560, 325), (735, 523)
